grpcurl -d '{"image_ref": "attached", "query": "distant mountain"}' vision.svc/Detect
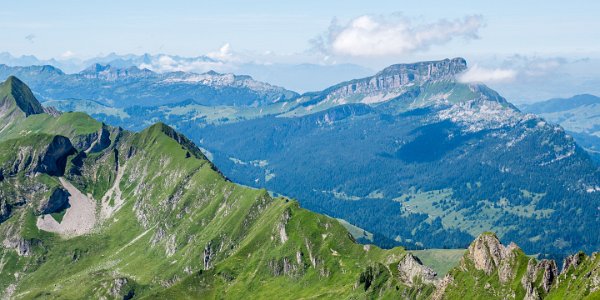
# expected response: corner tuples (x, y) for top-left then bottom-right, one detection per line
(0, 52), (373, 92)
(0, 64), (298, 107)
(2, 77), (599, 300)
(4, 58), (600, 261)
(190, 58), (600, 258)
(520, 94), (600, 157)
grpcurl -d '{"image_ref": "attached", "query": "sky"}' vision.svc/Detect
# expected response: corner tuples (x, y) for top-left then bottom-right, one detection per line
(1, 0), (600, 102)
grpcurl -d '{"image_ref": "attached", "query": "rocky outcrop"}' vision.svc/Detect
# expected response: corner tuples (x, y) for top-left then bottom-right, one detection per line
(107, 277), (135, 300)
(464, 232), (519, 282)
(562, 252), (585, 272)
(36, 187), (70, 215)
(43, 105), (62, 117)
(0, 198), (11, 223)
(431, 274), (454, 300)
(71, 125), (111, 153)
(269, 256), (301, 277)
(5, 135), (76, 177)
(521, 258), (558, 299)
(397, 253), (437, 285)
(277, 209), (290, 244)
(203, 241), (213, 270)
(34, 135), (77, 176)
(329, 58), (467, 99)
(2, 237), (32, 256)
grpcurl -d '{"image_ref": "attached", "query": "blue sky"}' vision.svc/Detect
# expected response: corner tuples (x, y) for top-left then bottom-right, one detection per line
(2, 0), (600, 101)
(3, 0), (599, 60)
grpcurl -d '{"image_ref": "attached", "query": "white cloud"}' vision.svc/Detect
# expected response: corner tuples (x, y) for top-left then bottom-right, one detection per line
(60, 50), (75, 59)
(207, 43), (236, 62)
(139, 54), (225, 73)
(502, 55), (567, 76)
(315, 14), (483, 57)
(458, 65), (517, 83)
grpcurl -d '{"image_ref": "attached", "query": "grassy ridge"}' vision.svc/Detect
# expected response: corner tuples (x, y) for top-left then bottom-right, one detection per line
(1, 112), (434, 298)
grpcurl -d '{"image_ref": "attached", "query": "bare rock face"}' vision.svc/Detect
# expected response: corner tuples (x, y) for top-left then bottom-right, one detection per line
(277, 209), (290, 244)
(431, 274), (454, 300)
(0, 199), (11, 223)
(562, 252), (585, 272)
(465, 232), (519, 282)
(203, 241), (213, 270)
(521, 258), (558, 299)
(108, 277), (134, 299)
(397, 253), (437, 285)
(43, 106), (62, 117)
(539, 260), (558, 293)
(591, 253), (600, 293)
(330, 58), (467, 99)
(71, 125), (112, 153)
(32, 135), (77, 176)
(36, 187), (70, 215)
(2, 237), (31, 256)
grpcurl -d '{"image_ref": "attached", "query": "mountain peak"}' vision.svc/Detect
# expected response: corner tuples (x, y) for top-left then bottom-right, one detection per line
(83, 63), (112, 73)
(376, 57), (467, 80)
(0, 76), (45, 117)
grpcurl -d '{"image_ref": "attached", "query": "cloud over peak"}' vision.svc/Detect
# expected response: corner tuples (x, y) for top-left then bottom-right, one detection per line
(458, 65), (517, 83)
(314, 14), (484, 57)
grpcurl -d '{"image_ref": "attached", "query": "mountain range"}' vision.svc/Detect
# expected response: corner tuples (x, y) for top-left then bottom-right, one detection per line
(0, 52), (373, 93)
(26, 57), (600, 258)
(520, 94), (600, 161)
(1, 76), (599, 299)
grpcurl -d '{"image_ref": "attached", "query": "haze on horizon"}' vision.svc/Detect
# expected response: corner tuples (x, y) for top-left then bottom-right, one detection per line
(1, 0), (600, 102)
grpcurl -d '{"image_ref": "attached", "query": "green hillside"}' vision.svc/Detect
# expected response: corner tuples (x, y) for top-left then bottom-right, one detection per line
(0, 77), (436, 299)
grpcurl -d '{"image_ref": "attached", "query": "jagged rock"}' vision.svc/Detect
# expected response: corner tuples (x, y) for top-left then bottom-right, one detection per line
(539, 260), (558, 293)
(277, 209), (290, 244)
(269, 256), (299, 277)
(431, 274), (454, 300)
(562, 252), (585, 272)
(36, 187), (70, 215)
(109, 277), (134, 299)
(151, 227), (166, 246)
(521, 258), (558, 298)
(165, 235), (177, 257)
(72, 125), (111, 153)
(43, 106), (62, 117)
(523, 280), (540, 300)
(397, 253), (437, 285)
(465, 232), (519, 278)
(203, 242), (213, 270)
(2, 237), (32, 256)
(0, 198), (11, 223)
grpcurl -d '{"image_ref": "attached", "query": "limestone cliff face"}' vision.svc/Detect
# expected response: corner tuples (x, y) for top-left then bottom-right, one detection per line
(521, 259), (558, 300)
(70, 125), (112, 153)
(4, 135), (76, 177)
(464, 232), (520, 282)
(397, 253), (437, 286)
(324, 58), (467, 101)
(34, 135), (77, 176)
